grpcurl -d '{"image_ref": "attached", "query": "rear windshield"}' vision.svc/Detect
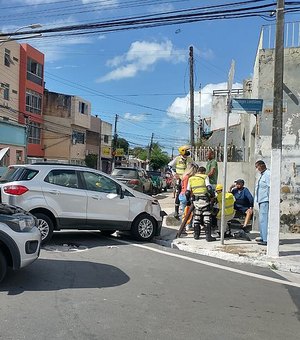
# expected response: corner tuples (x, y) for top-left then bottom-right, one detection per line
(0, 167), (38, 183)
(111, 168), (138, 179)
(148, 171), (161, 177)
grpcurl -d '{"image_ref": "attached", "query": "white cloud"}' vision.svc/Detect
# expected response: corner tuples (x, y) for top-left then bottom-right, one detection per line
(97, 39), (185, 82)
(124, 112), (146, 122)
(167, 82), (243, 121)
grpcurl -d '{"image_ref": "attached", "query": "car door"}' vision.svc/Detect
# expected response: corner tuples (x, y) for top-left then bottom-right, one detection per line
(42, 169), (87, 226)
(81, 170), (130, 229)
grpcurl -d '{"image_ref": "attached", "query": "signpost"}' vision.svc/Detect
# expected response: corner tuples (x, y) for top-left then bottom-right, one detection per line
(231, 98), (263, 114)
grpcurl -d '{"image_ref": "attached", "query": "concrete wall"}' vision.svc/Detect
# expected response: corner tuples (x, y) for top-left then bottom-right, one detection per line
(254, 46), (300, 232)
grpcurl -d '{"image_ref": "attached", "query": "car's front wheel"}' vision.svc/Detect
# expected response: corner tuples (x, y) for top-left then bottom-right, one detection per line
(131, 214), (156, 241)
(34, 213), (54, 244)
(0, 249), (7, 282)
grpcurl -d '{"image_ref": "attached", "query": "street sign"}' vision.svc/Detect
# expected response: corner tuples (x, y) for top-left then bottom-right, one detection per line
(231, 98), (263, 113)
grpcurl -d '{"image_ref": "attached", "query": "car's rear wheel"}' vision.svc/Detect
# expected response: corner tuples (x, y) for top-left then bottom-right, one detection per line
(131, 214), (156, 241)
(34, 213), (54, 244)
(0, 249), (7, 282)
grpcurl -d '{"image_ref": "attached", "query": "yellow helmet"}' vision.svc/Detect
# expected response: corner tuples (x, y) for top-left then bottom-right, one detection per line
(178, 145), (190, 156)
(216, 184), (223, 191)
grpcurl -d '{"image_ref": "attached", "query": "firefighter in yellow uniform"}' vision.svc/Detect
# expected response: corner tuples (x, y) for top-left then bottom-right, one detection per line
(215, 184), (235, 237)
(168, 145), (193, 218)
(186, 166), (216, 242)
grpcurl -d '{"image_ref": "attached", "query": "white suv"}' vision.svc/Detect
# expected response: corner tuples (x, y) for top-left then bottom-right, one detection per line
(0, 203), (41, 282)
(0, 164), (164, 243)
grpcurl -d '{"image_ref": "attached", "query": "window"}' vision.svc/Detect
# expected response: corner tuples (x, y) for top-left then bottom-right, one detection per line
(72, 131), (85, 144)
(103, 135), (109, 143)
(26, 90), (42, 114)
(45, 169), (79, 188)
(78, 101), (88, 114)
(27, 58), (43, 86)
(28, 122), (41, 144)
(2, 83), (9, 100)
(82, 171), (118, 194)
(4, 49), (10, 67)
(16, 150), (23, 164)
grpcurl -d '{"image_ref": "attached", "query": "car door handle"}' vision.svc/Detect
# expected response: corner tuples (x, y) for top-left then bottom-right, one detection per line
(91, 195), (101, 200)
(49, 190), (60, 195)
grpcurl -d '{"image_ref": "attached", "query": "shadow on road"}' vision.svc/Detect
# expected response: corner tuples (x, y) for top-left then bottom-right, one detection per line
(0, 258), (130, 295)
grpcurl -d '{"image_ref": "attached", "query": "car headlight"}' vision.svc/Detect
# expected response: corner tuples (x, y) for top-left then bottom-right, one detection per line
(5, 215), (36, 232)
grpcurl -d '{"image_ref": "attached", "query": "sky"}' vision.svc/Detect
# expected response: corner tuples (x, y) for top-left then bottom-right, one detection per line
(1, 0), (297, 155)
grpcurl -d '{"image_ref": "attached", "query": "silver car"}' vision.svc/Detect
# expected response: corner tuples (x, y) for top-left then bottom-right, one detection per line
(0, 204), (41, 282)
(0, 164), (164, 244)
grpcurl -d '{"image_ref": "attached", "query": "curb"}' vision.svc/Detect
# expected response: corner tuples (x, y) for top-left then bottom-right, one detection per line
(154, 236), (300, 274)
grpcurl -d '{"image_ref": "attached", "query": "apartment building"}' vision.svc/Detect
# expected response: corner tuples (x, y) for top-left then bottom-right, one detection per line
(43, 90), (91, 164)
(0, 39), (26, 165)
(19, 43), (45, 162)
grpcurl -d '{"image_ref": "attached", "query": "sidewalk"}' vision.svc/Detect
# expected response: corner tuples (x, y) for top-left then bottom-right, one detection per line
(154, 191), (300, 274)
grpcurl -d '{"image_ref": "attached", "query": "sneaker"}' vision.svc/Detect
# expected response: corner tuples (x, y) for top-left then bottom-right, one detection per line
(255, 237), (263, 242)
(257, 241), (267, 246)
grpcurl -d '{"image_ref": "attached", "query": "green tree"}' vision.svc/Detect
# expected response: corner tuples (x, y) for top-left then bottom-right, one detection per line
(114, 137), (129, 154)
(149, 143), (170, 170)
(85, 154), (97, 169)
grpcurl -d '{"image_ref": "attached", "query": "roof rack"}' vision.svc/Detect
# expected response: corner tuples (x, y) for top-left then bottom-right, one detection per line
(32, 162), (88, 168)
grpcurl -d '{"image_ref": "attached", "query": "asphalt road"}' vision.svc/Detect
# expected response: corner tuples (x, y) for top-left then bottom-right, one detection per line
(0, 231), (299, 340)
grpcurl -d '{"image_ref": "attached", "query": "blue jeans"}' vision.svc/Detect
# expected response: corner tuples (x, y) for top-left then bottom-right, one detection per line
(178, 193), (187, 215)
(259, 202), (269, 242)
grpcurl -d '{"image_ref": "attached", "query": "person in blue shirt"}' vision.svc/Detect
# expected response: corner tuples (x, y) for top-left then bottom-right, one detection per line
(255, 160), (270, 246)
(230, 179), (254, 229)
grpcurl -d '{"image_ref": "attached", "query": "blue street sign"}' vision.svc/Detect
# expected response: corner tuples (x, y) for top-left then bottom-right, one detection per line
(231, 98), (263, 113)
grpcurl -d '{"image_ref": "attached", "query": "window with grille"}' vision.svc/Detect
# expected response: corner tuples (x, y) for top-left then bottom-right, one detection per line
(28, 122), (41, 144)
(72, 131), (85, 144)
(4, 49), (10, 67)
(26, 89), (42, 114)
(2, 83), (9, 100)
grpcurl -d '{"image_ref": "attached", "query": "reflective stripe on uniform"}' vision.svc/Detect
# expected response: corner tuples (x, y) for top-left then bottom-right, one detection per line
(189, 174), (208, 195)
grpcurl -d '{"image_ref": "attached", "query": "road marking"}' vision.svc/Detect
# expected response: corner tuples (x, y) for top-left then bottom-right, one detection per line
(114, 239), (300, 288)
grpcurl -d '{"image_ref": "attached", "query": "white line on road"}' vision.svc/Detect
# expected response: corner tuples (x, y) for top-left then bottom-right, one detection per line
(114, 239), (300, 288)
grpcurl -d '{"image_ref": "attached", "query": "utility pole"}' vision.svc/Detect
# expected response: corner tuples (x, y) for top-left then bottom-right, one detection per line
(220, 60), (235, 245)
(268, 0), (285, 257)
(189, 46), (195, 147)
(147, 133), (154, 170)
(24, 115), (29, 164)
(95, 115), (102, 171)
(112, 114), (118, 171)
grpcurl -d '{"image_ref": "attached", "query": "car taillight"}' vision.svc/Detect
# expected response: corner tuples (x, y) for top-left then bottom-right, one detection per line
(128, 179), (140, 185)
(3, 185), (29, 195)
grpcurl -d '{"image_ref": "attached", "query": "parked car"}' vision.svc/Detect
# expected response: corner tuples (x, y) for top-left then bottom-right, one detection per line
(0, 164), (164, 244)
(0, 203), (41, 282)
(147, 171), (166, 194)
(165, 171), (174, 189)
(111, 167), (153, 194)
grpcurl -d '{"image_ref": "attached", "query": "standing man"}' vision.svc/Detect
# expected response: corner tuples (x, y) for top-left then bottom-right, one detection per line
(168, 145), (193, 218)
(186, 166), (216, 242)
(255, 160), (270, 246)
(206, 149), (218, 189)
